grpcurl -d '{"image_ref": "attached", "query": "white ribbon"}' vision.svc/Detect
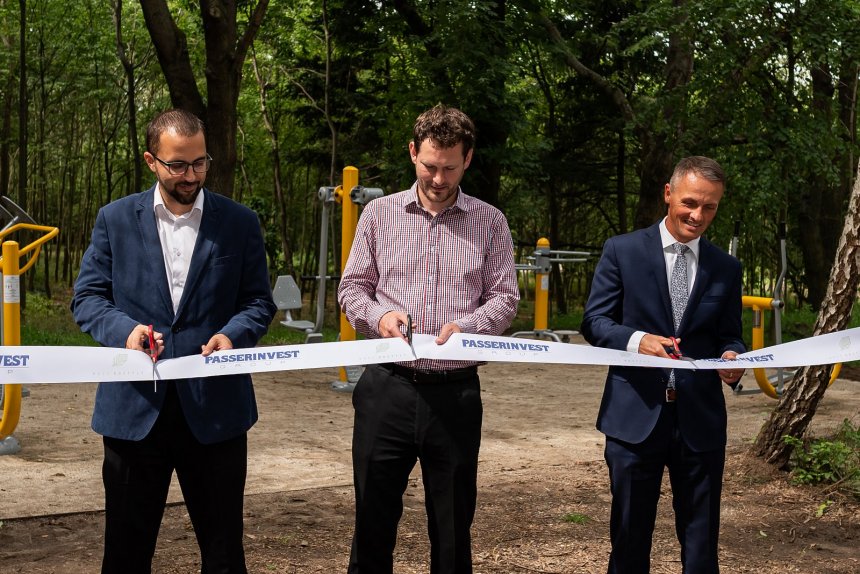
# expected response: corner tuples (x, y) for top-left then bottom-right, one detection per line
(1, 327), (858, 385)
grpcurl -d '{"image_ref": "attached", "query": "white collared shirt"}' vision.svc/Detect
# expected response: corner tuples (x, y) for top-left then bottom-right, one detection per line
(153, 186), (205, 312)
(626, 218), (701, 353)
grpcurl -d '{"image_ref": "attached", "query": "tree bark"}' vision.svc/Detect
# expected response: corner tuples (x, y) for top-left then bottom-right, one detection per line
(17, 0), (27, 211)
(138, 0), (269, 197)
(753, 158), (860, 468)
(114, 0), (143, 195)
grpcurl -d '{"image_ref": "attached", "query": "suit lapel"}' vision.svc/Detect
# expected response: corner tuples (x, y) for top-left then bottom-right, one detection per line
(174, 190), (217, 321)
(681, 237), (713, 334)
(644, 224), (675, 332)
(136, 187), (174, 315)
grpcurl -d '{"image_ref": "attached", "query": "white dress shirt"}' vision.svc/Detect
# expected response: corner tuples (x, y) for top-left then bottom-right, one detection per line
(154, 186), (205, 313)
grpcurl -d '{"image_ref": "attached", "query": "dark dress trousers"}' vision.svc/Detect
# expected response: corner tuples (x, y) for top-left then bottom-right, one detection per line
(581, 222), (745, 574)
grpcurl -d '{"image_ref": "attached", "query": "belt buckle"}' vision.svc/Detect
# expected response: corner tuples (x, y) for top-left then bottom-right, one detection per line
(665, 388), (677, 402)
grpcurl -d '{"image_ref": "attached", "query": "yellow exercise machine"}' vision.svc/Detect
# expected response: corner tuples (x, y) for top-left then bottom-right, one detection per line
(732, 222), (839, 399)
(512, 238), (590, 343)
(328, 167), (383, 392)
(0, 221), (59, 445)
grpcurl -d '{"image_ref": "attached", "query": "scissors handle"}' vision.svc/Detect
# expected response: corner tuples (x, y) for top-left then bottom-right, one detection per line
(406, 314), (413, 345)
(666, 336), (683, 360)
(147, 324), (159, 362)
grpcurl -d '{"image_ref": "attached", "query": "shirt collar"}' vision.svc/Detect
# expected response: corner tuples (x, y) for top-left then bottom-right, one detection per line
(404, 181), (469, 214)
(153, 184), (205, 219)
(659, 217), (700, 260)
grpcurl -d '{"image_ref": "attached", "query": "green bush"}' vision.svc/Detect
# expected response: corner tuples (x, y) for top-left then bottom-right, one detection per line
(783, 419), (860, 499)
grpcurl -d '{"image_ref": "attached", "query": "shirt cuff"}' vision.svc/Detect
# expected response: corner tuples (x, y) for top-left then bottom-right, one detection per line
(366, 305), (394, 337)
(627, 331), (646, 354)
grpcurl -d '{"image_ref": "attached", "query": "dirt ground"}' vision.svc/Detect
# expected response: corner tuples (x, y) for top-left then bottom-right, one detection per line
(1, 333), (859, 573)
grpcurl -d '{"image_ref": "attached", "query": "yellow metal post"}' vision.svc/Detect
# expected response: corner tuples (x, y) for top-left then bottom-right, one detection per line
(0, 223), (59, 439)
(534, 238), (550, 331)
(337, 166), (360, 382)
(0, 241), (23, 439)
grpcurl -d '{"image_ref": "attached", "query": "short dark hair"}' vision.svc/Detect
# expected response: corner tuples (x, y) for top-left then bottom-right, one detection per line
(146, 109), (205, 155)
(669, 156), (725, 189)
(412, 105), (475, 157)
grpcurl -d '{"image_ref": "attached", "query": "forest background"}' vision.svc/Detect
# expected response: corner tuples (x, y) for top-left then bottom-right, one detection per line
(1, 0), (859, 326)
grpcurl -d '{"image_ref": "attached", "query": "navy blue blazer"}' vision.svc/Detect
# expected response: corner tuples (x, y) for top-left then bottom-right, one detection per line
(71, 186), (277, 444)
(581, 222), (745, 452)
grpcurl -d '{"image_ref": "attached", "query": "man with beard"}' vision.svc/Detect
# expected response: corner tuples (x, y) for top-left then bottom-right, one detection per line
(71, 108), (276, 574)
(338, 104), (519, 573)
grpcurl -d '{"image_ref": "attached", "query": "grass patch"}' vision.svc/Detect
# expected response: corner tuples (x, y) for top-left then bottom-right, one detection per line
(561, 512), (591, 524)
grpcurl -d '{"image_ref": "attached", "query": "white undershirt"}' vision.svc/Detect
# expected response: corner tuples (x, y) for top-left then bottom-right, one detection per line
(153, 186), (205, 312)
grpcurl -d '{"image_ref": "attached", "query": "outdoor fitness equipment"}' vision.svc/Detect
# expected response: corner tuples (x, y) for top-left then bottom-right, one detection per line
(732, 222), (840, 399)
(512, 238), (590, 343)
(281, 167), (382, 392)
(0, 204), (59, 454)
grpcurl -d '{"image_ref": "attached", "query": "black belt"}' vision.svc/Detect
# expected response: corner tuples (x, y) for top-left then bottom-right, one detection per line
(381, 363), (478, 384)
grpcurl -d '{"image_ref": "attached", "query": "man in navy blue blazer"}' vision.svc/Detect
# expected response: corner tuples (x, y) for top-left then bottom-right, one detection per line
(582, 156), (746, 574)
(71, 109), (276, 574)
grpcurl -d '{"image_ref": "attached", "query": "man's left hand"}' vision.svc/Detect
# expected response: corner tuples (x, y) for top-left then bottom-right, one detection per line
(201, 334), (233, 356)
(435, 322), (461, 345)
(717, 350), (744, 386)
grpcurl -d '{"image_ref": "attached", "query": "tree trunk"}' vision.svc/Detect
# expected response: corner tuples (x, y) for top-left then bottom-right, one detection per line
(752, 158), (860, 468)
(138, 0), (269, 198)
(251, 50), (295, 278)
(17, 0), (26, 211)
(114, 0), (143, 195)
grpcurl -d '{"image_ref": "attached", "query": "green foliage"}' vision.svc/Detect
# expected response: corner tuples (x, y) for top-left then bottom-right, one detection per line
(561, 512), (590, 525)
(783, 419), (860, 499)
(21, 293), (97, 347)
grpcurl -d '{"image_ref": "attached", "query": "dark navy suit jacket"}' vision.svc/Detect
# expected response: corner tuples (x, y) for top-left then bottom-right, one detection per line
(581, 222), (745, 452)
(71, 186), (276, 444)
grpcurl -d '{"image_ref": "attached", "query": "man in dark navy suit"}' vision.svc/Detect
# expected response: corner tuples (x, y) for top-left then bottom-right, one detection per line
(72, 109), (276, 574)
(582, 156), (746, 573)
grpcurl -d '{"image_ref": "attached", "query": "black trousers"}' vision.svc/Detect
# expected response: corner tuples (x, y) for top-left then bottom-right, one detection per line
(348, 364), (483, 574)
(604, 404), (725, 574)
(101, 384), (249, 574)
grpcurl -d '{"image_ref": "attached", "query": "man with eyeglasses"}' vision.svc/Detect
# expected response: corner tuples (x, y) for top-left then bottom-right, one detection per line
(72, 108), (276, 574)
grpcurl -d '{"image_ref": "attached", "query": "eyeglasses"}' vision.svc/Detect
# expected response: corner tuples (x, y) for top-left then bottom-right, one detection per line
(152, 154), (212, 176)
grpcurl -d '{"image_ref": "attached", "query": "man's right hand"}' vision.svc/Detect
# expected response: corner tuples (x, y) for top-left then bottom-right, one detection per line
(638, 333), (677, 358)
(126, 324), (164, 360)
(378, 311), (415, 341)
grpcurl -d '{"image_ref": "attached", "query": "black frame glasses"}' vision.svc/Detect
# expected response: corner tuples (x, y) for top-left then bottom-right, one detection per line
(152, 154), (212, 176)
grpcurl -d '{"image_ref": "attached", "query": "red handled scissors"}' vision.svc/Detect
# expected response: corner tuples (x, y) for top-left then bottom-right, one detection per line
(665, 337), (695, 363)
(148, 324), (159, 391)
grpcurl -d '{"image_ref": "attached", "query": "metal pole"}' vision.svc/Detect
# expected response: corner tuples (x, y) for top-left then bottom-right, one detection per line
(534, 238), (550, 332)
(0, 241), (23, 439)
(337, 167), (359, 383)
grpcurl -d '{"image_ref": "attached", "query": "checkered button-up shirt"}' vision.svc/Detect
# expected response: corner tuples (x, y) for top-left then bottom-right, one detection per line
(338, 183), (520, 371)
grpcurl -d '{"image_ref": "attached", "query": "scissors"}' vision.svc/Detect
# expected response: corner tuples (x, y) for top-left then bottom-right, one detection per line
(148, 324), (159, 391)
(665, 337), (695, 363)
(405, 313), (419, 360)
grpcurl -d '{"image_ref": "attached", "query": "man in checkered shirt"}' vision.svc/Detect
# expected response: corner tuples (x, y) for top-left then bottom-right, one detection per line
(338, 105), (520, 574)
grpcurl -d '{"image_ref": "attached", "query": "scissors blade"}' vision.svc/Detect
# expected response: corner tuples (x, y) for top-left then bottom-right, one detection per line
(406, 313), (416, 359)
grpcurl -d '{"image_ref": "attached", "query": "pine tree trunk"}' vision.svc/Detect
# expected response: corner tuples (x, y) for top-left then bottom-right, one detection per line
(752, 159), (860, 467)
